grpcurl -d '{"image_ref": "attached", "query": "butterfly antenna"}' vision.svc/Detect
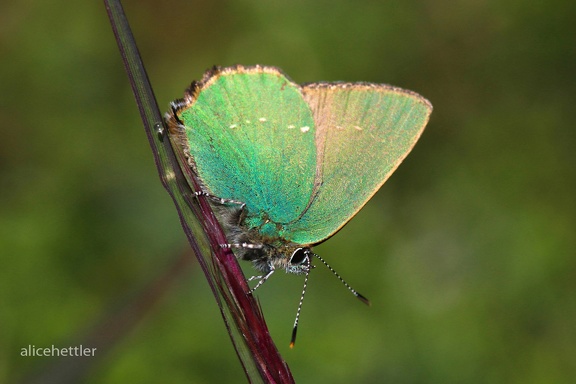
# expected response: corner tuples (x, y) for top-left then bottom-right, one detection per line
(290, 257), (311, 348)
(313, 253), (371, 306)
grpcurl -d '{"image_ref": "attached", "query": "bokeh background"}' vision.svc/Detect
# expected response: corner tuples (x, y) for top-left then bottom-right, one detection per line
(1, 0), (575, 383)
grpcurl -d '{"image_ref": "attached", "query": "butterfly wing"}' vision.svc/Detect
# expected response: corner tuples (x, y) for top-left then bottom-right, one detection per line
(284, 82), (432, 245)
(173, 66), (318, 225)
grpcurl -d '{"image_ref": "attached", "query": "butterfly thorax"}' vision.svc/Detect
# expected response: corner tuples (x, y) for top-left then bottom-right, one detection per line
(213, 203), (311, 275)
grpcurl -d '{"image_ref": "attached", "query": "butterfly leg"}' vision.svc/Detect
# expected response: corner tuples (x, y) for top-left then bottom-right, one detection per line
(220, 242), (274, 294)
(194, 190), (247, 226)
(194, 190), (246, 209)
(220, 243), (263, 250)
(247, 264), (275, 294)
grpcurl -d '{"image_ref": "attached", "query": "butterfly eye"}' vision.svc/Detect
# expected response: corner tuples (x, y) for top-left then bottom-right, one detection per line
(289, 248), (309, 266)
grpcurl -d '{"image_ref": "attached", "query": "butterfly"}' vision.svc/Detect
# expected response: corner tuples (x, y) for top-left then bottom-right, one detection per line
(165, 65), (432, 345)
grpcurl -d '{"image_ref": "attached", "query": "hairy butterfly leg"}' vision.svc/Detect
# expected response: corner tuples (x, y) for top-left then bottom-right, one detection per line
(247, 264), (275, 294)
(194, 190), (246, 208)
(194, 190), (249, 228)
(220, 242), (270, 294)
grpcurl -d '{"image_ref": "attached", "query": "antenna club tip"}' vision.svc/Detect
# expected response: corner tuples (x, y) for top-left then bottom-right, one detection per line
(290, 326), (298, 348)
(357, 293), (371, 306)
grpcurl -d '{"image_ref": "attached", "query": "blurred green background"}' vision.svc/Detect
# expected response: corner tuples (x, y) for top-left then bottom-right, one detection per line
(1, 0), (575, 383)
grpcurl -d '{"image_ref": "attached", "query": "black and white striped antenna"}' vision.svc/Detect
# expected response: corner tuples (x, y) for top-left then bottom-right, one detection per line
(290, 253), (370, 348)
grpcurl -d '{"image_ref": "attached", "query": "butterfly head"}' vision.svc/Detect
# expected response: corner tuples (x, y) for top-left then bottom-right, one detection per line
(256, 244), (314, 275)
(285, 247), (314, 274)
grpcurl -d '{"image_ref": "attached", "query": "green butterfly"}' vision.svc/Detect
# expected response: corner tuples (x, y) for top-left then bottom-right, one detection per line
(166, 65), (432, 344)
